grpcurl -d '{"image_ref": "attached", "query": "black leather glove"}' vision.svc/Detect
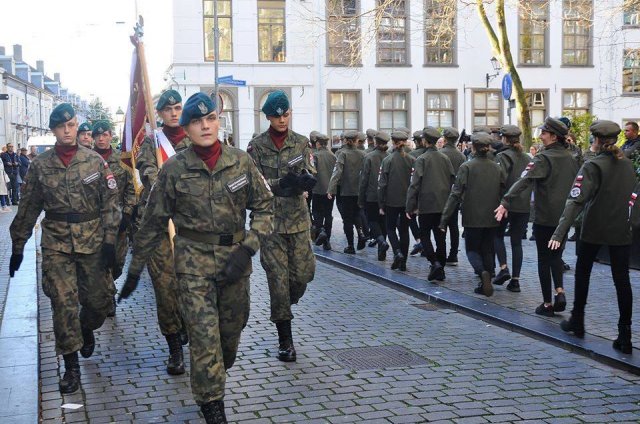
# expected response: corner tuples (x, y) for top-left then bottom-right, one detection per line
(279, 172), (299, 190)
(117, 272), (140, 302)
(102, 243), (116, 272)
(297, 170), (317, 192)
(119, 213), (132, 233)
(220, 245), (254, 283)
(9, 253), (23, 277)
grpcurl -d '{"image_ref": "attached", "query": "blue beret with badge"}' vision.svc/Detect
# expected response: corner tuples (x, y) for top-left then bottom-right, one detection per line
(78, 122), (92, 133)
(92, 120), (112, 137)
(261, 90), (290, 117)
(49, 103), (75, 129)
(156, 89), (182, 111)
(179, 92), (216, 126)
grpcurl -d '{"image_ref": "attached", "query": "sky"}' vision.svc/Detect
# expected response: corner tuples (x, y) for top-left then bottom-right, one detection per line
(1, 0), (172, 115)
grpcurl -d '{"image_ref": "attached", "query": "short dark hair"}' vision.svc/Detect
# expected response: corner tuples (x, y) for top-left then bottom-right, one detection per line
(625, 121), (639, 132)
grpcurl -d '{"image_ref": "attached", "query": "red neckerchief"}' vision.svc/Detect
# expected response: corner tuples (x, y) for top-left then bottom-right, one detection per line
(54, 143), (79, 167)
(193, 142), (222, 171)
(94, 147), (113, 161)
(268, 126), (288, 150)
(163, 125), (187, 145)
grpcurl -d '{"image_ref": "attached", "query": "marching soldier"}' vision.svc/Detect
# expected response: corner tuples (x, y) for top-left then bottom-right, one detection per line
(77, 122), (93, 148)
(409, 131), (426, 159)
(551, 121), (636, 354)
(359, 131), (390, 260)
(440, 133), (505, 297)
(9, 103), (120, 393)
(327, 130), (366, 253)
(120, 92), (273, 423)
(406, 129), (455, 282)
(379, 131), (415, 271)
(356, 131), (367, 150)
(312, 133), (336, 250)
(495, 117), (579, 316)
(407, 130), (426, 256)
(247, 90), (317, 362)
(135, 89), (189, 375)
(439, 127), (466, 265)
(365, 129), (377, 153)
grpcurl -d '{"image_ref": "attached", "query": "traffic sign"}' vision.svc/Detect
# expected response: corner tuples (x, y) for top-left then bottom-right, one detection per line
(0, 94), (8, 100)
(220, 79), (246, 87)
(502, 74), (512, 100)
(217, 75), (233, 83)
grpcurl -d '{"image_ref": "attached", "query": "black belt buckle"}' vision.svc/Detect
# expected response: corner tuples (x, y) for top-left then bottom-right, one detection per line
(219, 234), (233, 246)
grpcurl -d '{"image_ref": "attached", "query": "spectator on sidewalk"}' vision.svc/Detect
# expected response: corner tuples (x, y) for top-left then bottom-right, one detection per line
(27, 146), (38, 160)
(18, 147), (30, 183)
(0, 158), (10, 212)
(622, 121), (640, 158)
(1, 143), (21, 205)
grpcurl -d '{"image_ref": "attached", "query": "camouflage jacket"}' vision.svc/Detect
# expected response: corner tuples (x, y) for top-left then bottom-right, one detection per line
(136, 132), (192, 205)
(10, 145), (120, 254)
(248, 130), (316, 234)
(129, 144), (273, 279)
(100, 149), (136, 216)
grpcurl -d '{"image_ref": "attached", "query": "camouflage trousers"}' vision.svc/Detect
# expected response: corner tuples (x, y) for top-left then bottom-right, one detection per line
(42, 248), (114, 355)
(177, 274), (250, 404)
(259, 231), (316, 322)
(148, 234), (183, 335)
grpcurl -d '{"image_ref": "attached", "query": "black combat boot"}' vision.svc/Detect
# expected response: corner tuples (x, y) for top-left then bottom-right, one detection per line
(560, 312), (585, 338)
(613, 324), (633, 354)
(377, 236), (389, 261)
(399, 257), (407, 272)
(323, 240), (332, 251)
(59, 351), (81, 394)
(391, 251), (403, 270)
(276, 320), (296, 362)
(356, 228), (367, 250)
(165, 333), (186, 375)
(427, 262), (445, 282)
(200, 400), (227, 424)
(80, 326), (95, 358)
(343, 245), (356, 254)
(315, 229), (328, 246)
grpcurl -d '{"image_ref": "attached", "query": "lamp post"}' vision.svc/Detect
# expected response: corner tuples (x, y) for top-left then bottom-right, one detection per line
(485, 56), (501, 88)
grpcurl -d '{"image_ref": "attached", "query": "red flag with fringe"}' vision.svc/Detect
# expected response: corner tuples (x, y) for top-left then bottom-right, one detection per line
(121, 36), (148, 170)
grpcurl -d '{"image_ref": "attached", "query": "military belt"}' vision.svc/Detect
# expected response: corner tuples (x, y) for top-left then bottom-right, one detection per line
(176, 228), (245, 246)
(45, 211), (100, 223)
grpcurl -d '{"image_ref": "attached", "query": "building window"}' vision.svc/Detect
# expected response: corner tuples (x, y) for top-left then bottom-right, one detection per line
(378, 91), (409, 133)
(424, 0), (455, 65)
(258, 0), (286, 62)
(473, 91), (501, 127)
(425, 91), (455, 127)
(562, 0), (591, 66)
(328, 91), (360, 142)
(377, 0), (408, 65)
(204, 0), (233, 61)
(623, 49), (640, 94)
(562, 90), (591, 116)
(327, 0), (360, 65)
(624, 6), (640, 25)
(519, 0), (548, 65)
(525, 91), (547, 127)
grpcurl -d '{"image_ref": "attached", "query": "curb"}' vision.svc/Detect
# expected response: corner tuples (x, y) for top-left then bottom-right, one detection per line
(315, 248), (640, 376)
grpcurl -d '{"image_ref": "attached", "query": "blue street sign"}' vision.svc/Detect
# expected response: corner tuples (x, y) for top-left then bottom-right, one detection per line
(220, 79), (247, 87)
(217, 75), (233, 83)
(502, 73), (513, 100)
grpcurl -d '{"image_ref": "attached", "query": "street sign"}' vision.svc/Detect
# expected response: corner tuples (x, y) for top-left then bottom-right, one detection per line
(502, 74), (512, 100)
(0, 94), (8, 100)
(220, 79), (246, 87)
(217, 75), (233, 83)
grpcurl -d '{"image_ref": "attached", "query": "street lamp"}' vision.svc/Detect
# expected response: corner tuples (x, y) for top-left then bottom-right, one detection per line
(485, 56), (501, 88)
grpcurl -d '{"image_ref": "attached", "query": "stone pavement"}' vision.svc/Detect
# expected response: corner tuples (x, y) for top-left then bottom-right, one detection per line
(36, 241), (640, 422)
(323, 212), (640, 348)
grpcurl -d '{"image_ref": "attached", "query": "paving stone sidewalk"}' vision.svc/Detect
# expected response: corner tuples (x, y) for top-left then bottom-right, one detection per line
(324, 212), (640, 347)
(38, 247), (640, 422)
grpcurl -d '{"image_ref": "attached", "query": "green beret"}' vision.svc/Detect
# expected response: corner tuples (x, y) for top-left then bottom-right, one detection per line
(91, 120), (112, 137)
(179, 92), (216, 126)
(442, 127), (459, 140)
(343, 129), (358, 140)
(539, 117), (568, 137)
(412, 131), (423, 140)
(156, 89), (182, 110)
(391, 131), (408, 141)
(499, 125), (522, 137)
(558, 116), (572, 129)
(316, 133), (330, 142)
(471, 132), (493, 145)
(358, 132), (366, 141)
(49, 103), (75, 129)
(472, 126), (492, 134)
(394, 127), (410, 137)
(309, 131), (320, 141)
(590, 120), (621, 139)
(261, 90), (289, 117)
(78, 122), (92, 133)
(375, 131), (390, 143)
(366, 128), (378, 138)
(422, 126), (441, 143)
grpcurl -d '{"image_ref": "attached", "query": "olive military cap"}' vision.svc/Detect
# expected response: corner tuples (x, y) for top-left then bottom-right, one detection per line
(358, 132), (367, 141)
(442, 127), (459, 140)
(366, 128), (378, 138)
(558, 116), (572, 129)
(395, 127), (410, 137)
(412, 131), (424, 141)
(539, 117), (569, 137)
(391, 131), (409, 141)
(49, 103), (75, 129)
(471, 132), (493, 145)
(261, 90), (289, 117)
(590, 120), (621, 139)
(78, 122), (92, 133)
(375, 131), (391, 143)
(156, 89), (182, 110)
(499, 125), (522, 137)
(309, 130), (320, 142)
(316, 133), (330, 142)
(179, 92), (216, 126)
(473, 126), (492, 134)
(343, 129), (359, 140)
(422, 126), (441, 143)
(91, 120), (112, 137)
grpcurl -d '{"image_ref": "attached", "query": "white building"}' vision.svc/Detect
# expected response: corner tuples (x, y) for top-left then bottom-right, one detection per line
(168, 0), (640, 150)
(0, 44), (89, 148)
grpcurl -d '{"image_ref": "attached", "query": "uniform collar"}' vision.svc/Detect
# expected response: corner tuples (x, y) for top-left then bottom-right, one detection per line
(184, 144), (237, 174)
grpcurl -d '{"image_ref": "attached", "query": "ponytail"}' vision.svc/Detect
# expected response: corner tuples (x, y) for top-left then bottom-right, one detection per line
(506, 136), (523, 153)
(602, 141), (624, 160)
(473, 144), (491, 156)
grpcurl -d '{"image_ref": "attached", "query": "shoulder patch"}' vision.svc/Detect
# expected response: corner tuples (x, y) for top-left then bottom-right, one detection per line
(106, 173), (118, 190)
(570, 187), (581, 198)
(287, 154), (304, 167)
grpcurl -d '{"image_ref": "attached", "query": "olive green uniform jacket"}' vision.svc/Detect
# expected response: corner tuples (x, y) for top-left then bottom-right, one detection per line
(495, 148), (532, 214)
(378, 150), (415, 209)
(358, 148), (388, 206)
(440, 143), (466, 174)
(406, 146), (455, 214)
(328, 144), (365, 196)
(312, 148), (336, 196)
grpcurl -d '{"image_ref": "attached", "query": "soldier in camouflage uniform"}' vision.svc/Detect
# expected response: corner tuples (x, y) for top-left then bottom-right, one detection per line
(134, 90), (189, 374)
(92, 120), (136, 316)
(120, 93), (273, 424)
(77, 122), (93, 148)
(247, 90), (317, 363)
(9, 103), (120, 394)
